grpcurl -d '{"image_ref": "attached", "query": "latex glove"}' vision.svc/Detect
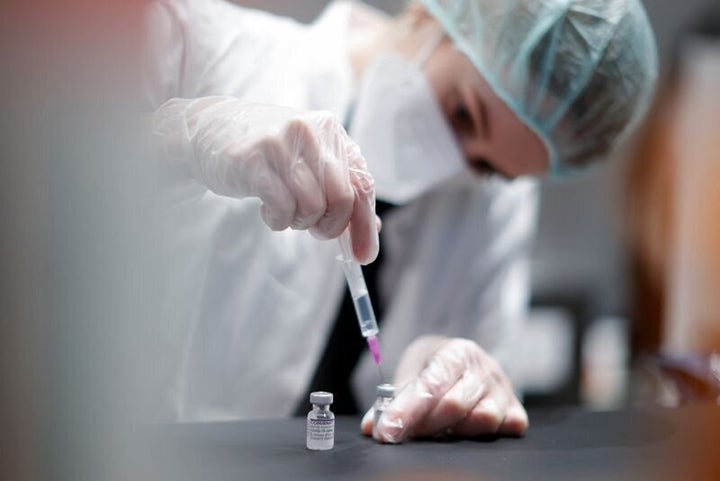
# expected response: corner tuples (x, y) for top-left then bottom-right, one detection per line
(361, 336), (528, 443)
(152, 96), (379, 264)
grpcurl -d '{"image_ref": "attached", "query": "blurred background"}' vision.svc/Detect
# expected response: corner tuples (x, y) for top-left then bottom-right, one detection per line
(1, 1), (718, 480)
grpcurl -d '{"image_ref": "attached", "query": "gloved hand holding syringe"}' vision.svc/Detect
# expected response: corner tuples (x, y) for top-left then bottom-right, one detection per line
(337, 230), (384, 381)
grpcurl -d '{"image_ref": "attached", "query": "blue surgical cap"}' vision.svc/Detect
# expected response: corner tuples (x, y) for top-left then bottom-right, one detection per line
(418, 0), (659, 176)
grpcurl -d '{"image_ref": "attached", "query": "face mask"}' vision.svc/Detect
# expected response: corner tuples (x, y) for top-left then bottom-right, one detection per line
(348, 52), (467, 204)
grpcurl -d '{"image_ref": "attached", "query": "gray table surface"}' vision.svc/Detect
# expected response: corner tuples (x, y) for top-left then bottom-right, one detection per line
(142, 405), (720, 481)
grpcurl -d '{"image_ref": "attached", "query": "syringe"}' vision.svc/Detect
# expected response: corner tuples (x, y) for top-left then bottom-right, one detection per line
(337, 231), (383, 376)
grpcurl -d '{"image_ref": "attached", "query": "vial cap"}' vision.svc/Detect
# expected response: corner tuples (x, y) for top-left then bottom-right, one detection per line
(376, 383), (395, 398)
(310, 391), (333, 405)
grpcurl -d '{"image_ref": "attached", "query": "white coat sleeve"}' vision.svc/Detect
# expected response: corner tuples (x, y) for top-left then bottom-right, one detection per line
(143, 0), (248, 107)
(469, 180), (539, 391)
(142, 0), (299, 108)
(430, 179), (540, 392)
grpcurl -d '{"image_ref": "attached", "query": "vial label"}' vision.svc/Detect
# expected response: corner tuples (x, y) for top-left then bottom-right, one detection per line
(306, 418), (335, 450)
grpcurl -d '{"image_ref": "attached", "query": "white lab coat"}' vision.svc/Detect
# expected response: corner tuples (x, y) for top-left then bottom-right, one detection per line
(146, 0), (539, 421)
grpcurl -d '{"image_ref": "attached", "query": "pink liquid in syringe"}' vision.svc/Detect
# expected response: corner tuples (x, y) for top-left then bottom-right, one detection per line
(367, 335), (385, 382)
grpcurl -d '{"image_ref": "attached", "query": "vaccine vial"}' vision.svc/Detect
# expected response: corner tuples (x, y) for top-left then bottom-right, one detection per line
(373, 384), (395, 439)
(306, 391), (335, 451)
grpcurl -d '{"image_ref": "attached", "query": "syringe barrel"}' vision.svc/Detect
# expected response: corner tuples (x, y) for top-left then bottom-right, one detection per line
(353, 292), (378, 337)
(337, 233), (379, 339)
(339, 256), (367, 298)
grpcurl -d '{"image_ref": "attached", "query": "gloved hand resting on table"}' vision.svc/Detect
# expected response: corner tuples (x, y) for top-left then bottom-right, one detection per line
(362, 336), (528, 443)
(152, 96), (379, 264)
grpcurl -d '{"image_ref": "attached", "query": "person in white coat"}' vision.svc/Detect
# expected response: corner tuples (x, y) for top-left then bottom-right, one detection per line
(148, 0), (657, 443)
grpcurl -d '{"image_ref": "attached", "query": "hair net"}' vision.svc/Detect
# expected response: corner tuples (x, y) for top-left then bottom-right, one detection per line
(418, 0), (659, 175)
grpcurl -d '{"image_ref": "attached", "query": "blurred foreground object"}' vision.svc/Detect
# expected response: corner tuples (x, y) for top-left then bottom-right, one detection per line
(625, 4), (720, 365)
(623, 13), (720, 477)
(1, 1), (160, 480)
(664, 37), (720, 354)
(635, 353), (720, 407)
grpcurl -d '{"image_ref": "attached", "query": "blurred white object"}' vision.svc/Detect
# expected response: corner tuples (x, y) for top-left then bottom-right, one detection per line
(521, 308), (573, 394)
(581, 316), (630, 410)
